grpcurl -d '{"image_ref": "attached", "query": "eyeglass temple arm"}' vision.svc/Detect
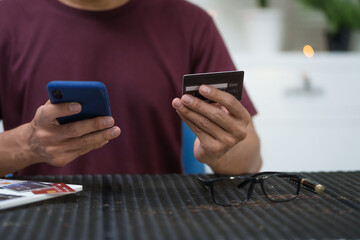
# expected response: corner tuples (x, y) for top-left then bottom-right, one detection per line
(197, 177), (209, 190)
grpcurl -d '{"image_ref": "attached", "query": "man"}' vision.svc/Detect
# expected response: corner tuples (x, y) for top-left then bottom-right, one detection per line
(0, 0), (262, 176)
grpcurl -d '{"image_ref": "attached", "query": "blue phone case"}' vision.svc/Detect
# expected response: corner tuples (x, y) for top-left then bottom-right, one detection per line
(47, 81), (112, 124)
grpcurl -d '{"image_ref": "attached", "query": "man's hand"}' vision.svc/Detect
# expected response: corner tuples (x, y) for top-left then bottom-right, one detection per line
(172, 85), (261, 174)
(27, 100), (121, 167)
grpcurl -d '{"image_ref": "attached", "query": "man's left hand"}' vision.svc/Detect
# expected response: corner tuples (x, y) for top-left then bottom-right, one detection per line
(172, 85), (251, 167)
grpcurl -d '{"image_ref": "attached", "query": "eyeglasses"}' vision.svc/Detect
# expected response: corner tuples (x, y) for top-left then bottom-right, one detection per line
(197, 171), (324, 206)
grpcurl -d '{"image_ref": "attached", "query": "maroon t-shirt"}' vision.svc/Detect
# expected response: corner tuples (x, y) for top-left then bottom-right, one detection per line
(0, 0), (257, 175)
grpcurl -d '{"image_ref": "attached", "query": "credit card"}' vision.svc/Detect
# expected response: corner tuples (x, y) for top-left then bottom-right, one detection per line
(182, 71), (244, 103)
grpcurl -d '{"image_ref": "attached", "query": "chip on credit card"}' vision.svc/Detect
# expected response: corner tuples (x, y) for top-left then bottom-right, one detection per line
(182, 71), (244, 103)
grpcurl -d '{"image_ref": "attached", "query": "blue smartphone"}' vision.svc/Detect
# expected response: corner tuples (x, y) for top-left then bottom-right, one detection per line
(47, 81), (112, 124)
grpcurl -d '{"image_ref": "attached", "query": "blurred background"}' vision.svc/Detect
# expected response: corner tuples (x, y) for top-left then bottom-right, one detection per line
(1, 0), (360, 172)
(187, 0), (360, 172)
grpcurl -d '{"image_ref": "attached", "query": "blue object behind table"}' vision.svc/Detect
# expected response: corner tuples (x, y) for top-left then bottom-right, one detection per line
(182, 121), (205, 174)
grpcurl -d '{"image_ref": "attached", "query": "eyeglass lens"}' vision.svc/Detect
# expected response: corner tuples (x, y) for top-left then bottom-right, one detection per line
(262, 175), (298, 202)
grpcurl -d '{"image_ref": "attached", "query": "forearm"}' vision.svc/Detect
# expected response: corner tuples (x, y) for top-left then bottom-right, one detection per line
(208, 120), (262, 175)
(0, 123), (38, 176)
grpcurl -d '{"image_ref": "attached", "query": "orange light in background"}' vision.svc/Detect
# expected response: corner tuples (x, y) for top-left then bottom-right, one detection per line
(303, 45), (314, 58)
(207, 9), (217, 19)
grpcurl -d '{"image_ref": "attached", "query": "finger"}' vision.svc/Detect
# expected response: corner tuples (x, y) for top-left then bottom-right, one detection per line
(66, 140), (110, 161)
(173, 97), (224, 137)
(59, 116), (117, 138)
(175, 106), (236, 147)
(65, 126), (121, 150)
(178, 112), (230, 158)
(40, 101), (82, 123)
(40, 126), (118, 167)
(175, 108), (216, 144)
(46, 140), (109, 167)
(198, 85), (250, 120)
(179, 94), (241, 134)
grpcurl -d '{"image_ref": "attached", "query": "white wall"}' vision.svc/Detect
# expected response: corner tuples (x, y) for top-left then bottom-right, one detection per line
(235, 53), (360, 172)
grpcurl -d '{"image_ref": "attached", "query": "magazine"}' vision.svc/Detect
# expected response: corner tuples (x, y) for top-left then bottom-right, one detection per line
(0, 179), (82, 210)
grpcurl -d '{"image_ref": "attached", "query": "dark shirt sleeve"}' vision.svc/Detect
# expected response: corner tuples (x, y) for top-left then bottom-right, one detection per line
(190, 14), (257, 116)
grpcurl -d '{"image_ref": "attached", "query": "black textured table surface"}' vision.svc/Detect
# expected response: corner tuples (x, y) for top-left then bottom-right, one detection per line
(0, 172), (360, 240)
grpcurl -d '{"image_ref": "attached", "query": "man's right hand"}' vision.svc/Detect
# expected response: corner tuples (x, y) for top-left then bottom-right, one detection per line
(0, 100), (121, 176)
(26, 100), (121, 167)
